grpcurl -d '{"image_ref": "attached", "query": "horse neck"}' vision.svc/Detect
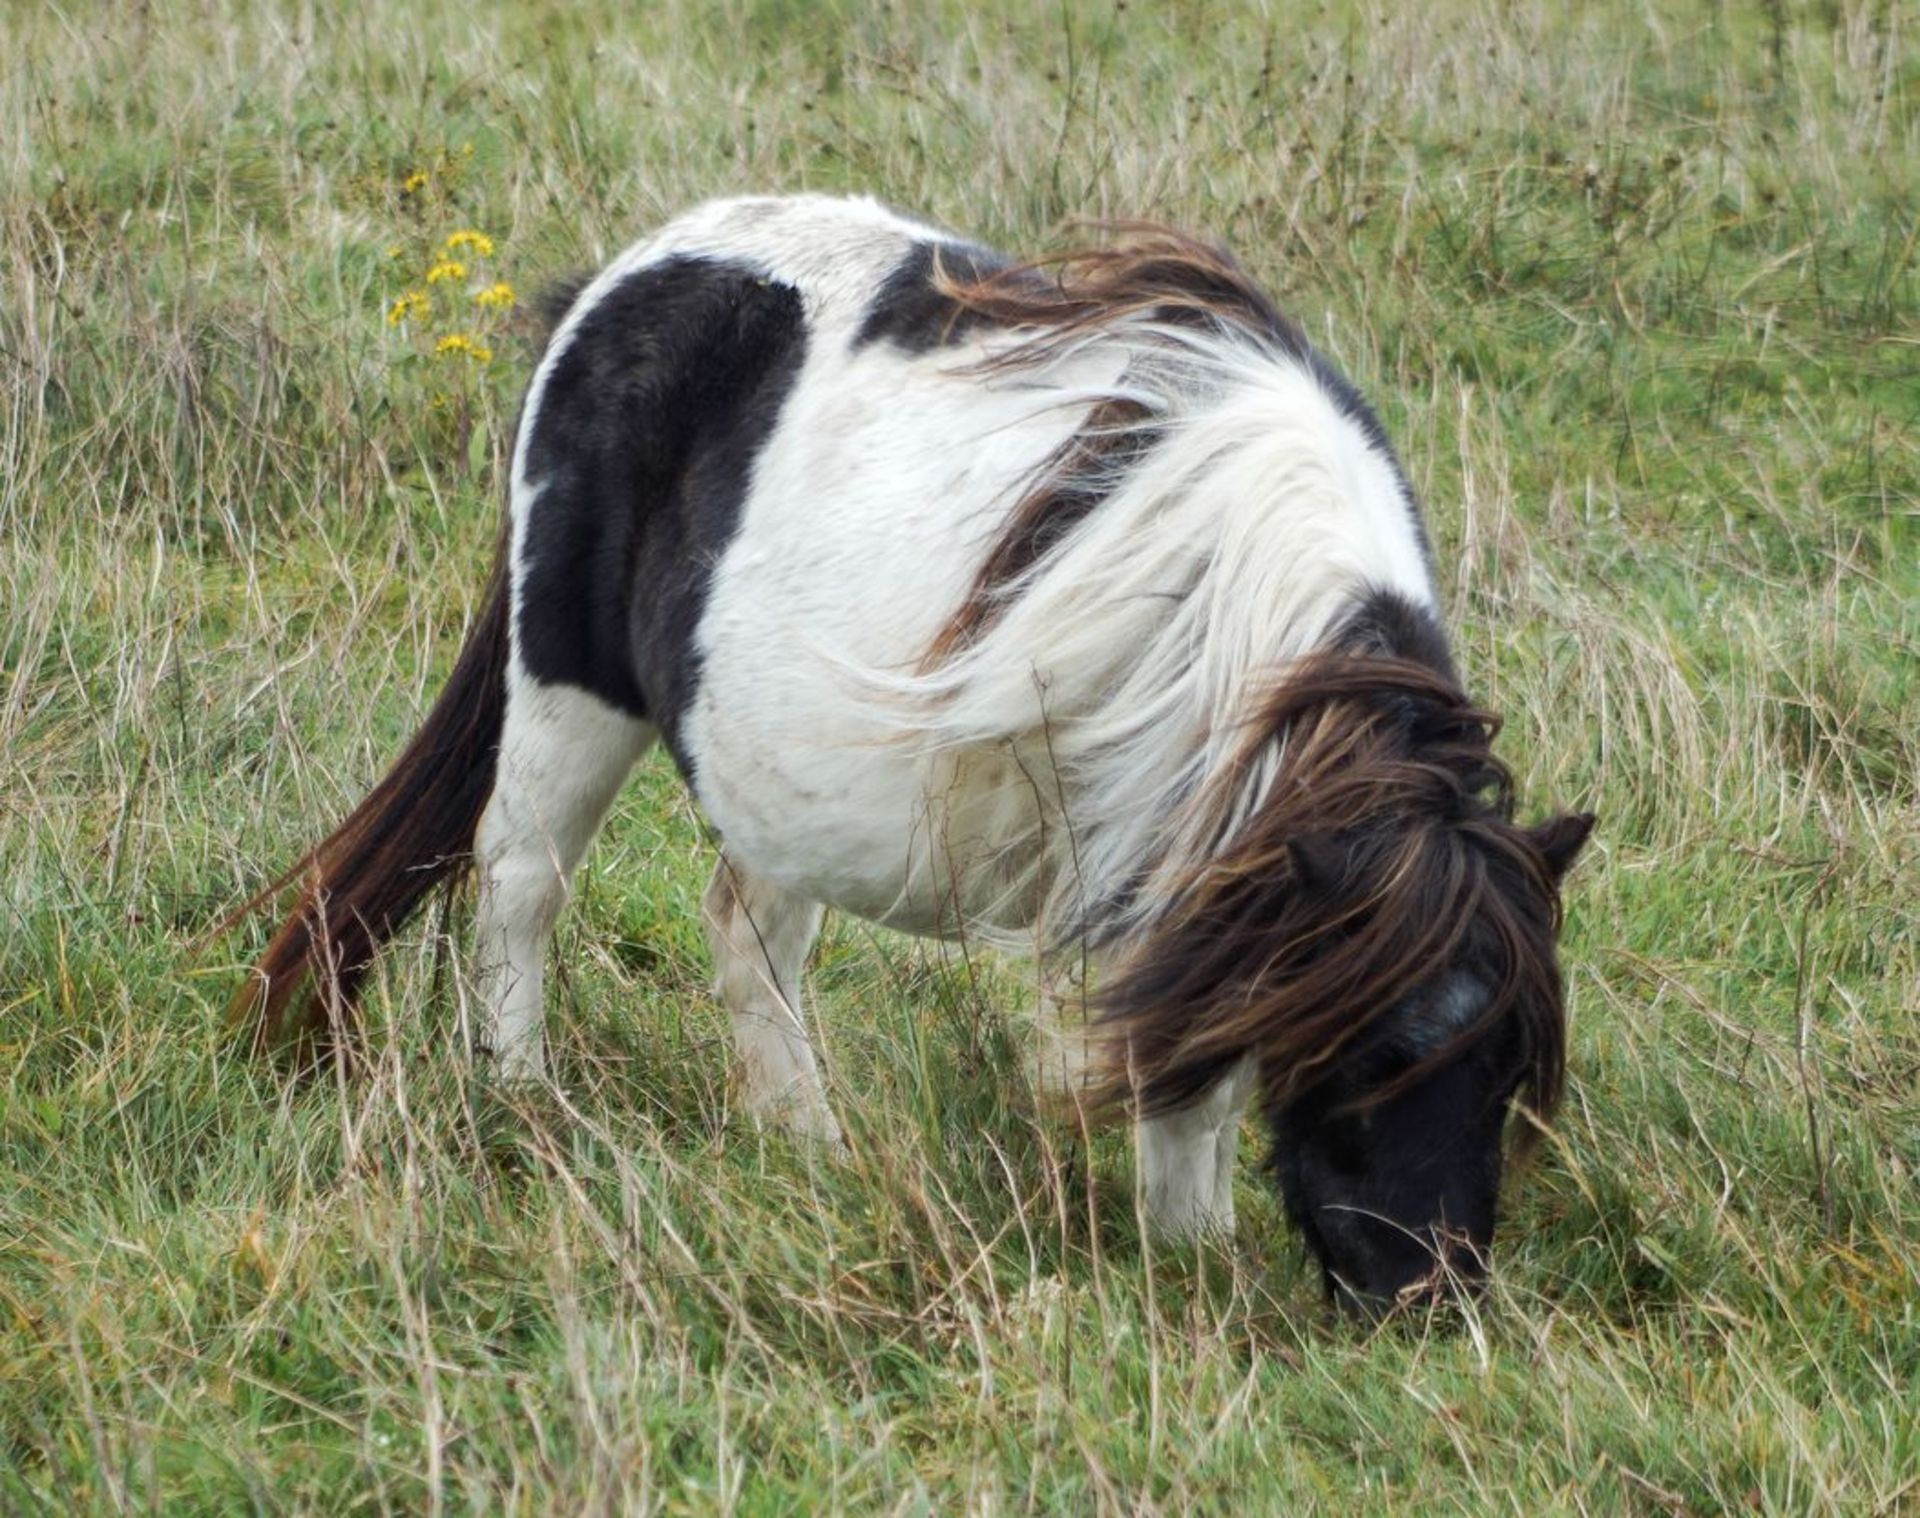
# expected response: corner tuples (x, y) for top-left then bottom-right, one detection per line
(890, 337), (1445, 950)
(1030, 378), (1443, 945)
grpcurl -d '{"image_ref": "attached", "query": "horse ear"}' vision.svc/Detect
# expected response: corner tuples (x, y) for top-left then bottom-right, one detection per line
(1530, 811), (1595, 880)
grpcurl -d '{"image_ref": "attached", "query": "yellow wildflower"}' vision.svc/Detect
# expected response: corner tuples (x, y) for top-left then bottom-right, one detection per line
(444, 229), (495, 257)
(472, 281), (516, 311)
(385, 244), (405, 260)
(425, 259), (468, 284)
(386, 289), (430, 327)
(401, 170), (429, 195)
(435, 333), (493, 363)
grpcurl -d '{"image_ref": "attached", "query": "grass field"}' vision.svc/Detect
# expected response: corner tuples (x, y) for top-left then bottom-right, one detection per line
(2, 0), (1916, 1510)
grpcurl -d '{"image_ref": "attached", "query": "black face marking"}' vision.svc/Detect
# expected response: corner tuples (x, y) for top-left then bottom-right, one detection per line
(515, 257), (809, 769)
(852, 239), (1013, 353)
(1267, 1001), (1524, 1311)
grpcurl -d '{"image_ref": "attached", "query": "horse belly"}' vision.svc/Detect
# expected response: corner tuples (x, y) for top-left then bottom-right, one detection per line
(687, 710), (1042, 936)
(678, 351), (1079, 936)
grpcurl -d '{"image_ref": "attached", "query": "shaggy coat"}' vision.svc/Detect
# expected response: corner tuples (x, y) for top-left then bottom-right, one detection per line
(238, 195), (1590, 1308)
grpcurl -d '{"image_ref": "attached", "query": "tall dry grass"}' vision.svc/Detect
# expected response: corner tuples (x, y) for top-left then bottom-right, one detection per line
(2, 0), (1914, 1510)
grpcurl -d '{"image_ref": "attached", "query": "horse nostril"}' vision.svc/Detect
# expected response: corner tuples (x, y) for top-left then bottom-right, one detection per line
(1331, 1234), (1491, 1318)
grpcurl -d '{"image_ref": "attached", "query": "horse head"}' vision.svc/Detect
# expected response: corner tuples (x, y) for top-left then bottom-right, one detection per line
(1095, 655), (1594, 1311)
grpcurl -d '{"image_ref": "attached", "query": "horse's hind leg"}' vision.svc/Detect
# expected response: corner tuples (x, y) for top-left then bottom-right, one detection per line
(472, 675), (654, 1081)
(703, 857), (840, 1146)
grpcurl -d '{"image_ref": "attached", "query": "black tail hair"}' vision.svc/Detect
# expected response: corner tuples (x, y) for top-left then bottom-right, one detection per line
(231, 550), (511, 1053)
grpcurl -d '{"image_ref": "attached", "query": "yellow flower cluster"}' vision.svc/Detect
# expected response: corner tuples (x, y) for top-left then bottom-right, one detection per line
(392, 146), (471, 205)
(386, 289), (430, 327)
(383, 199), (511, 379)
(435, 333), (494, 363)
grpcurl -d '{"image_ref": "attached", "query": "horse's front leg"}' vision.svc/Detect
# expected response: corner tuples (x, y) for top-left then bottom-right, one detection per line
(703, 856), (842, 1147)
(1136, 1058), (1255, 1239)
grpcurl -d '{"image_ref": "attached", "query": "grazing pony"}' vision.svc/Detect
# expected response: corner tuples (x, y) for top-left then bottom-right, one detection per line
(238, 195), (1591, 1311)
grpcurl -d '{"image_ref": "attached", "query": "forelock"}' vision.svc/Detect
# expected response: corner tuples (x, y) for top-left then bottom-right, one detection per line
(1089, 652), (1572, 1124)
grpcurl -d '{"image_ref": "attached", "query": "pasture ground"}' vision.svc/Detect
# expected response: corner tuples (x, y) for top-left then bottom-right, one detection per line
(2, 1), (1915, 1511)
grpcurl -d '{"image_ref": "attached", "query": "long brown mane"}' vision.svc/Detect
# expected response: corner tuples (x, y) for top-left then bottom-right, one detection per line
(921, 227), (1304, 666)
(900, 228), (1571, 1129)
(921, 394), (1155, 666)
(1085, 653), (1573, 1128)
(930, 223), (1301, 363)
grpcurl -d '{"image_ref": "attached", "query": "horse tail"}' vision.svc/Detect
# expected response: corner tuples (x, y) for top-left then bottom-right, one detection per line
(230, 543), (513, 1054)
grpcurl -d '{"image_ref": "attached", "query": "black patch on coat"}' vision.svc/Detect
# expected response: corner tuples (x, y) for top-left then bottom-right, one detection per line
(1335, 586), (1457, 683)
(515, 256), (808, 769)
(853, 239), (1013, 353)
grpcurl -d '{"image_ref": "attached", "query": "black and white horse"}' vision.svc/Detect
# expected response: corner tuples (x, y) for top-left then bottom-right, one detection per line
(240, 194), (1591, 1311)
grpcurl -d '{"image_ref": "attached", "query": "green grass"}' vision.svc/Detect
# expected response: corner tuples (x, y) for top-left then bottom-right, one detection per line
(3, 0), (1916, 1510)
